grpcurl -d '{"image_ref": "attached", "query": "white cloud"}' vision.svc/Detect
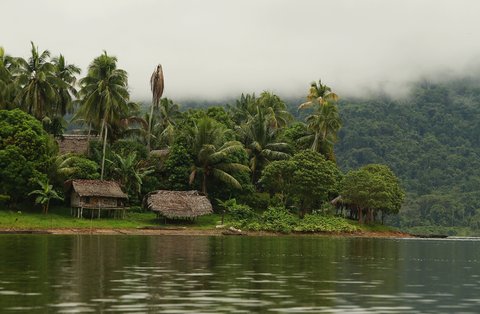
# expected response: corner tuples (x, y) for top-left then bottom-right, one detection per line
(2, 0), (480, 101)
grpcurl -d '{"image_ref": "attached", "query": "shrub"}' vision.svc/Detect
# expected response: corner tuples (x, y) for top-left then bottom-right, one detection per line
(261, 206), (297, 233)
(221, 199), (257, 221)
(295, 214), (358, 233)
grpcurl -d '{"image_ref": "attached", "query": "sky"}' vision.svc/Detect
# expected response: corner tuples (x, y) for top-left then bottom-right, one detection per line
(3, 0), (480, 101)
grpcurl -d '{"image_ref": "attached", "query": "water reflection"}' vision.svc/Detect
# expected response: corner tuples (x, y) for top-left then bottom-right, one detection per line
(0, 235), (479, 313)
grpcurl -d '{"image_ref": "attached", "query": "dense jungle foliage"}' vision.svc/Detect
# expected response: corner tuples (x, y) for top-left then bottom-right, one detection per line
(332, 79), (480, 234)
(6, 42), (478, 234)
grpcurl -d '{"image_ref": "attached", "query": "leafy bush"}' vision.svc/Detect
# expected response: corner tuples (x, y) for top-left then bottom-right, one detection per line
(295, 214), (358, 233)
(111, 139), (148, 160)
(237, 192), (270, 211)
(261, 206), (298, 233)
(221, 199), (257, 221)
(66, 156), (100, 180)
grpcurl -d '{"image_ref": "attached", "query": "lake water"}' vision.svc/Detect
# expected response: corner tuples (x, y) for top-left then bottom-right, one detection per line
(0, 235), (479, 313)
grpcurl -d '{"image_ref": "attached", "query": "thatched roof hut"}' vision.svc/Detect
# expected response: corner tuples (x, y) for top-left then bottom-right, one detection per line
(65, 179), (128, 209)
(144, 190), (213, 219)
(57, 134), (96, 155)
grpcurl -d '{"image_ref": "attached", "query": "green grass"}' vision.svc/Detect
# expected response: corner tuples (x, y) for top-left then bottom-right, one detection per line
(0, 206), (222, 230)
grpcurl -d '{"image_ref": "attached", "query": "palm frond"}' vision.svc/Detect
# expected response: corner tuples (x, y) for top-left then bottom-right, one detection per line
(212, 168), (242, 189)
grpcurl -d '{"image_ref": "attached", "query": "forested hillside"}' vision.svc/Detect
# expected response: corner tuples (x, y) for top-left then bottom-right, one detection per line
(335, 79), (480, 234)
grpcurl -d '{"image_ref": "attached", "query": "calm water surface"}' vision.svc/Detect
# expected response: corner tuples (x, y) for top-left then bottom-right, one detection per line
(0, 235), (479, 313)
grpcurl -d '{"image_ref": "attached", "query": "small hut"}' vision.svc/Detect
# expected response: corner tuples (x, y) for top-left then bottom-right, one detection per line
(144, 190), (213, 220)
(57, 134), (97, 155)
(65, 179), (128, 218)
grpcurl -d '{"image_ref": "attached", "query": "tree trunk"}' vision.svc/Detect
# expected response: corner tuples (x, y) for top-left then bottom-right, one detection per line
(147, 102), (155, 152)
(202, 174), (207, 195)
(358, 206), (363, 224)
(312, 131), (320, 152)
(101, 122), (108, 180)
(86, 123), (92, 155)
(45, 200), (50, 215)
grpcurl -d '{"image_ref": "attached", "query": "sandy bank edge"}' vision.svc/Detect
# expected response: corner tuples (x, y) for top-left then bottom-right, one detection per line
(0, 227), (414, 238)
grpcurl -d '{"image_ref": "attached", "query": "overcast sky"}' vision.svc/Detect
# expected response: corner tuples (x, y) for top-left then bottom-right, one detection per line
(3, 0), (480, 101)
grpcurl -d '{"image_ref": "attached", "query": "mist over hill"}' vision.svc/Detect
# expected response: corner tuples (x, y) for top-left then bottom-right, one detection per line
(172, 77), (480, 234)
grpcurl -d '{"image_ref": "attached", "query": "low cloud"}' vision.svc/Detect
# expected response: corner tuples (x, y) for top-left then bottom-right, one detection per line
(2, 0), (480, 101)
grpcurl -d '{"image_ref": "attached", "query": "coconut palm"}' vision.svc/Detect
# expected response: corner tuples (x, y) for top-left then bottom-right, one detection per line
(303, 102), (341, 160)
(148, 64), (164, 151)
(228, 93), (257, 125)
(28, 179), (63, 214)
(153, 97), (180, 146)
(0, 47), (21, 109)
(52, 54), (80, 116)
(15, 42), (62, 119)
(299, 80), (341, 161)
(187, 117), (250, 195)
(229, 92), (292, 129)
(298, 79), (339, 110)
(237, 108), (290, 184)
(257, 91), (292, 128)
(77, 51), (130, 180)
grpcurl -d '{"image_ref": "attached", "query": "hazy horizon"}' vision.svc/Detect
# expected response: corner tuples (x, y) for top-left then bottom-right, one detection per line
(3, 0), (480, 101)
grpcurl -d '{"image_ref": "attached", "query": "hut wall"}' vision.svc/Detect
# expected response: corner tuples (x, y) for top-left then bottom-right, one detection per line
(70, 193), (122, 209)
(70, 192), (82, 207)
(89, 197), (119, 208)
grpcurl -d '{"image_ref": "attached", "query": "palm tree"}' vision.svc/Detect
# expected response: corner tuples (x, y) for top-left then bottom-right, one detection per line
(228, 93), (257, 125)
(148, 64), (164, 151)
(28, 179), (63, 214)
(77, 51), (130, 180)
(153, 97), (180, 147)
(52, 54), (80, 117)
(298, 79), (339, 110)
(108, 152), (153, 198)
(15, 42), (62, 119)
(299, 80), (341, 161)
(237, 108), (290, 183)
(257, 91), (292, 128)
(187, 117), (250, 195)
(229, 92), (292, 128)
(303, 102), (341, 160)
(0, 47), (21, 109)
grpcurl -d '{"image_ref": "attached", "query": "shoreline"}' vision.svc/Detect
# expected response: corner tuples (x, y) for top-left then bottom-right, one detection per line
(0, 227), (414, 238)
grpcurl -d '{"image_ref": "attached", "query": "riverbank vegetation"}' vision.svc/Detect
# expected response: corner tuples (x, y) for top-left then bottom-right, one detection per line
(0, 42), (423, 235)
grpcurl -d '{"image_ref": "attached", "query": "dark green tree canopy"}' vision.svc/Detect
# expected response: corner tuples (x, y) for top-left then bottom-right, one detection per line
(341, 164), (405, 215)
(0, 109), (52, 202)
(261, 150), (341, 214)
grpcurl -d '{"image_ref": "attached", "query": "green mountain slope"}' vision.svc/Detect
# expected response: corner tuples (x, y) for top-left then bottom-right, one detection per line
(336, 79), (480, 234)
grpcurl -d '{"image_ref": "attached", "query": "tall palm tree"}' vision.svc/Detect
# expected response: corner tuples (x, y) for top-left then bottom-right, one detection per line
(52, 54), (80, 117)
(303, 102), (341, 160)
(153, 97), (180, 147)
(298, 79), (339, 110)
(0, 47), (21, 109)
(228, 93), (257, 125)
(229, 92), (292, 129)
(148, 64), (164, 151)
(15, 42), (62, 119)
(187, 117), (250, 195)
(257, 91), (292, 128)
(77, 51), (130, 180)
(299, 80), (341, 161)
(237, 108), (290, 183)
